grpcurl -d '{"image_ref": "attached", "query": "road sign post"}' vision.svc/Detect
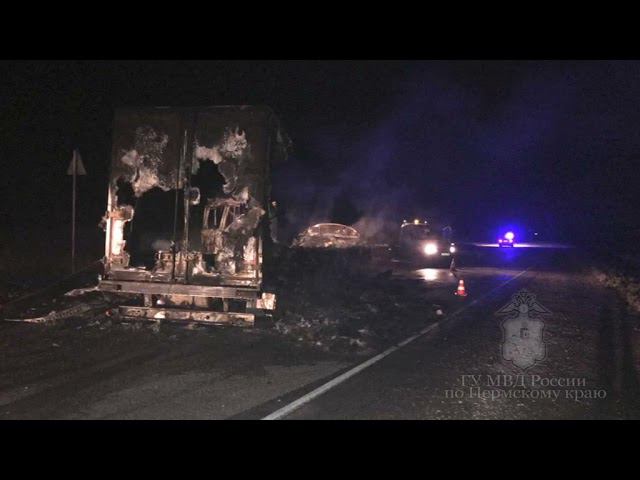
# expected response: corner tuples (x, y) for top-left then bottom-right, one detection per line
(67, 149), (86, 273)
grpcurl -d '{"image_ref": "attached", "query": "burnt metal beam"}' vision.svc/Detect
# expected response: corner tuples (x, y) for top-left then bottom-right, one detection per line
(117, 306), (254, 326)
(98, 279), (259, 299)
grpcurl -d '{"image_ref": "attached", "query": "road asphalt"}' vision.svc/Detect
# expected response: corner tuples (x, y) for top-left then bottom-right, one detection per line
(1, 246), (638, 419)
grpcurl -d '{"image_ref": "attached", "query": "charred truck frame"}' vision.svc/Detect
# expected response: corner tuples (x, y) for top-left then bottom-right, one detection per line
(97, 106), (289, 326)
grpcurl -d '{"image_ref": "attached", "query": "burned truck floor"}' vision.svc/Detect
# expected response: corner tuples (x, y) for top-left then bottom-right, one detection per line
(98, 106), (289, 326)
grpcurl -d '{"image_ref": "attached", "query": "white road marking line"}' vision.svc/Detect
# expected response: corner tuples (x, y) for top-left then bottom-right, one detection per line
(262, 267), (531, 420)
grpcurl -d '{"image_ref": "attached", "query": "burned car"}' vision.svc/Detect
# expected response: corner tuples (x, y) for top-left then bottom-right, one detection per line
(292, 223), (361, 248)
(97, 105), (290, 325)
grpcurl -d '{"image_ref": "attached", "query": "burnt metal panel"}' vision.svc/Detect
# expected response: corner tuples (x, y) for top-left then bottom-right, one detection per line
(97, 279), (260, 299)
(118, 306), (255, 326)
(110, 108), (186, 195)
(192, 106), (277, 206)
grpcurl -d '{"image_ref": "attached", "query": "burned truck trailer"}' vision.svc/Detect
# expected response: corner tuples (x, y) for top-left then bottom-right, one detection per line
(97, 106), (289, 326)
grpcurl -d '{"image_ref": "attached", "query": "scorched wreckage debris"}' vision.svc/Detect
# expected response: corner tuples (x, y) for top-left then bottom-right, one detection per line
(292, 223), (362, 249)
(98, 106), (290, 326)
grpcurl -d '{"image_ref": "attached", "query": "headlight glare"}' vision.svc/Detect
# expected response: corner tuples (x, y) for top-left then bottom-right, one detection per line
(423, 243), (438, 255)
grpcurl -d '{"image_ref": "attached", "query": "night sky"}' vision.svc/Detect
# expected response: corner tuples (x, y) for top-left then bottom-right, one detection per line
(2, 60), (640, 246)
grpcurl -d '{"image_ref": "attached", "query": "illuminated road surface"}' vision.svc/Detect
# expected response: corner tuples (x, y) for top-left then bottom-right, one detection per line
(1, 247), (638, 420)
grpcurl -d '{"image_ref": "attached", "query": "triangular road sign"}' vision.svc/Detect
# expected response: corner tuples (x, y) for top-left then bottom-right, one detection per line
(67, 149), (87, 175)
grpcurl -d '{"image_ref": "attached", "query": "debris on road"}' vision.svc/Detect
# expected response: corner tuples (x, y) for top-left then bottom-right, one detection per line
(2, 281), (116, 325)
(64, 286), (98, 297)
(269, 247), (437, 355)
(5, 298), (107, 324)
